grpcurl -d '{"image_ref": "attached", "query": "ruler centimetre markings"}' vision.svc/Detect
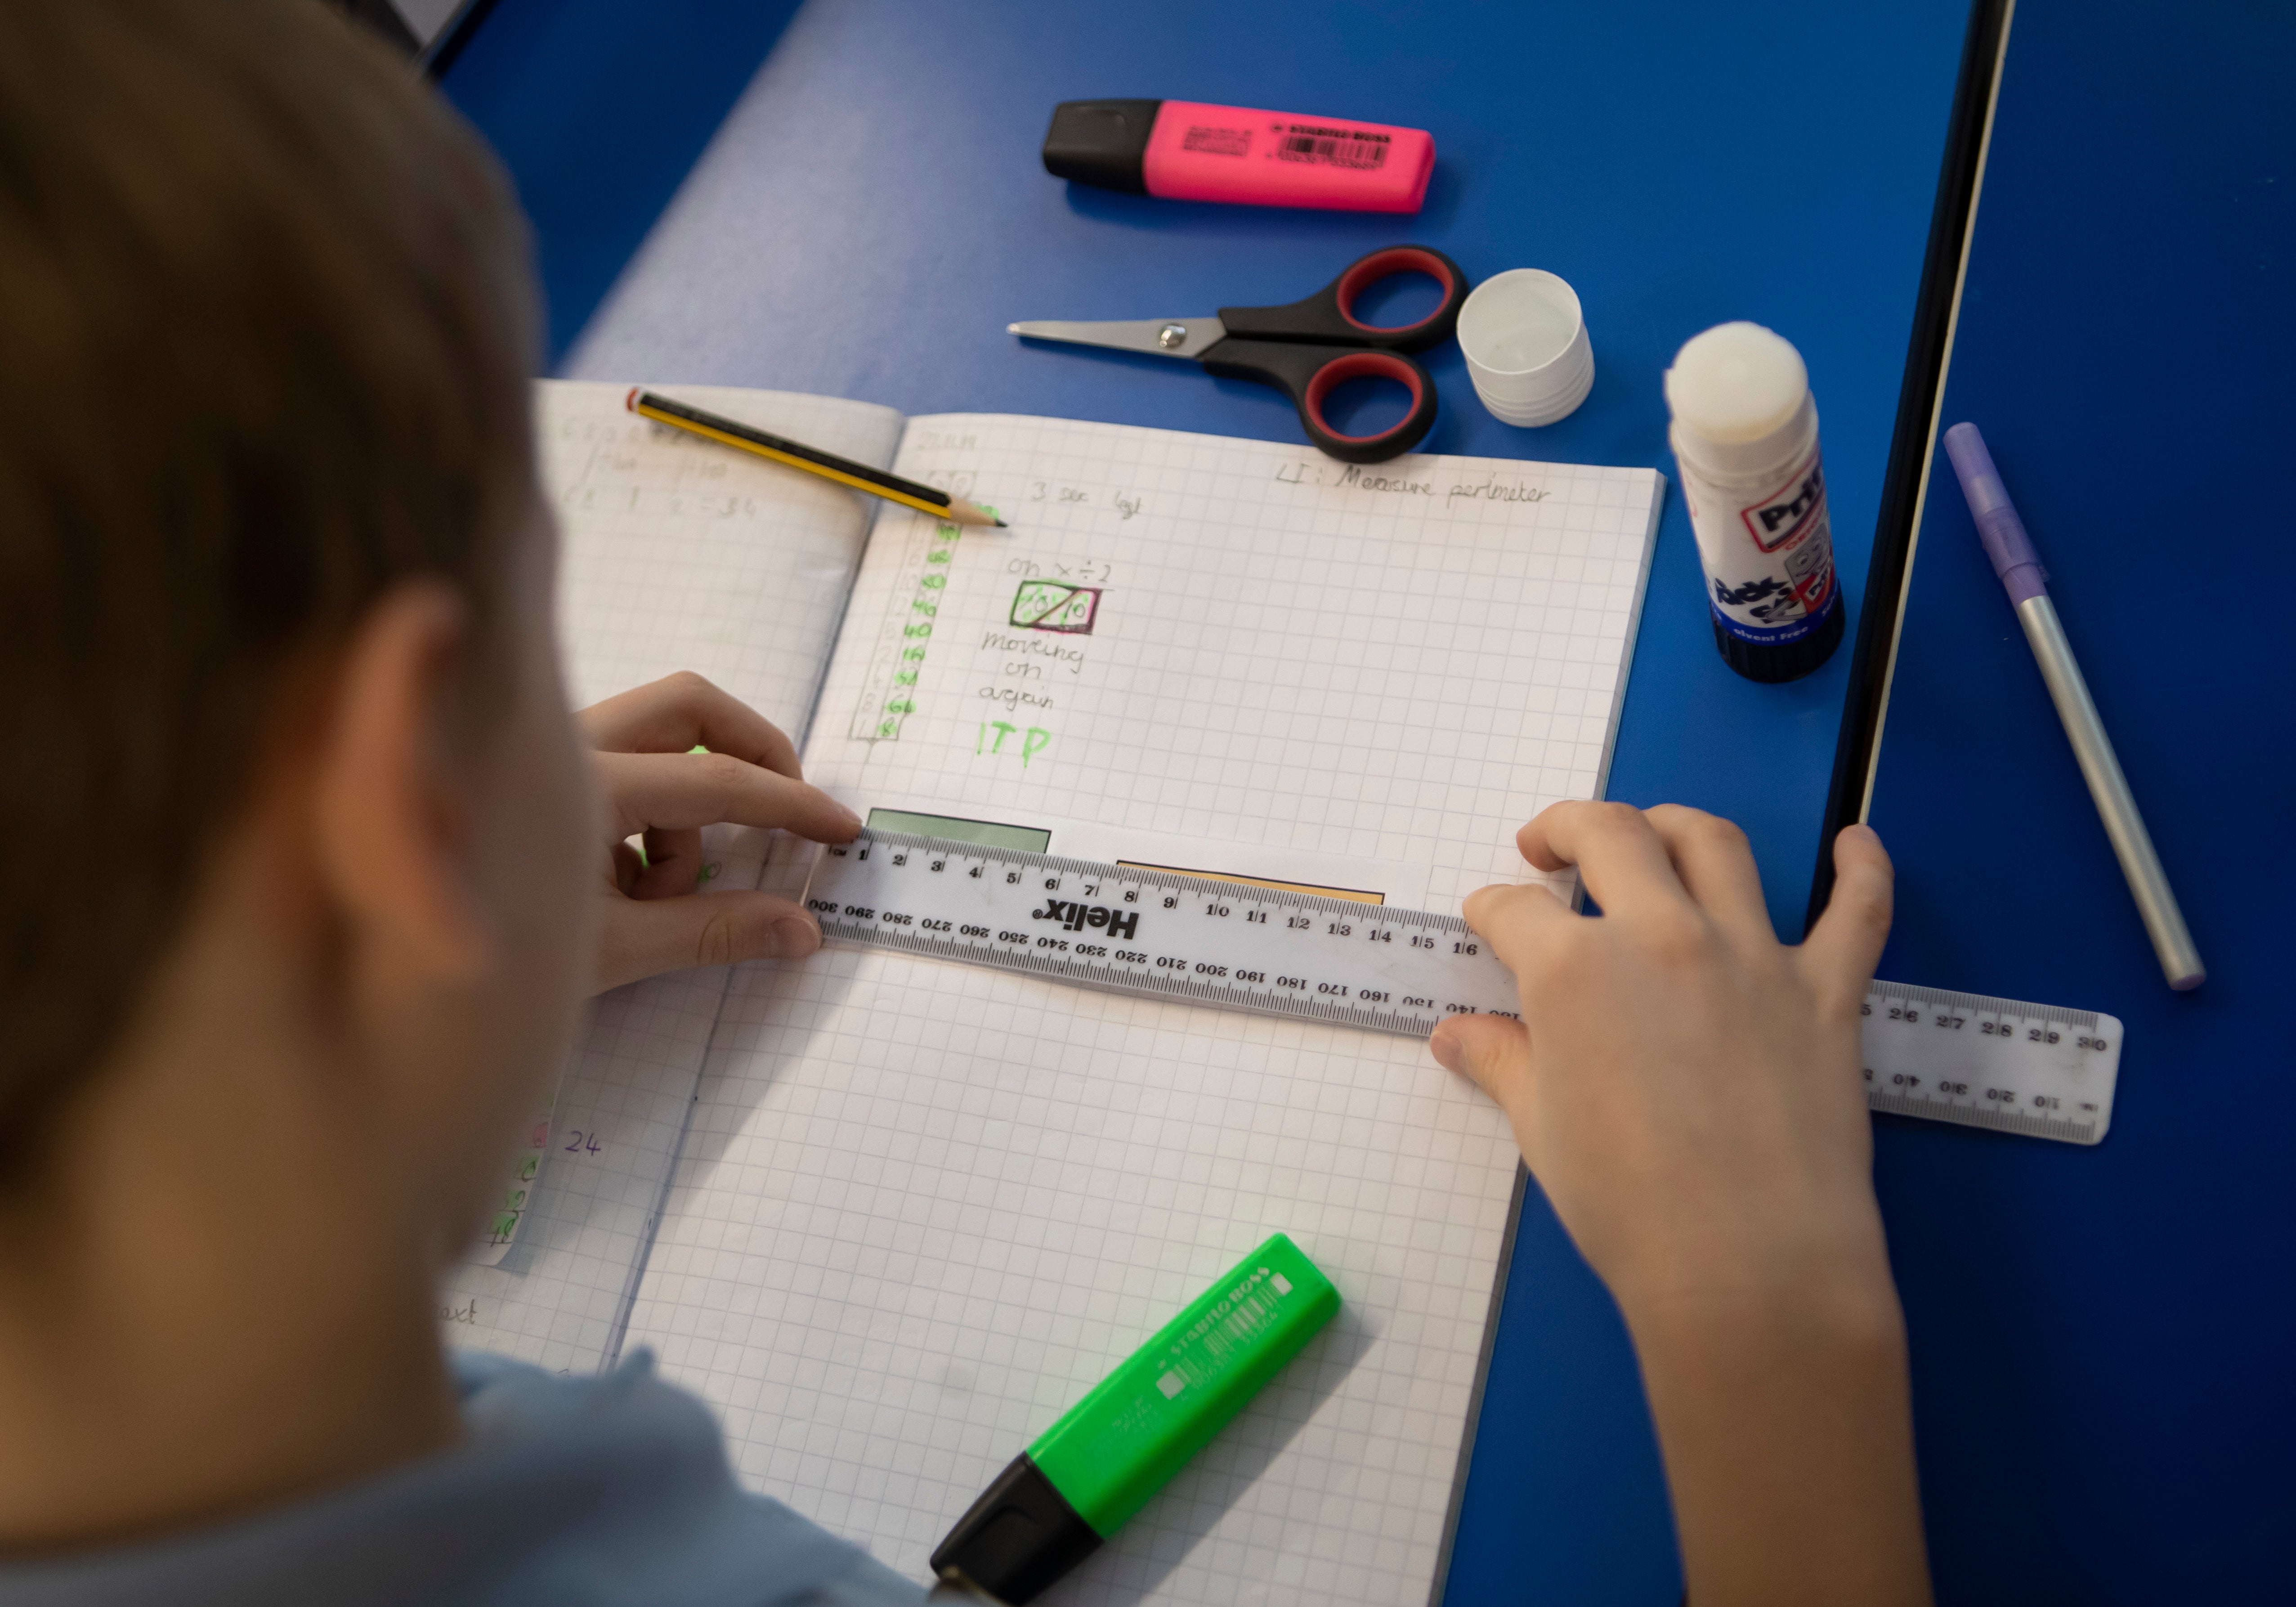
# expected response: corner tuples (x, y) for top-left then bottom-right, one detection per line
(803, 832), (1523, 1033)
(805, 831), (2123, 1145)
(1858, 980), (2122, 1144)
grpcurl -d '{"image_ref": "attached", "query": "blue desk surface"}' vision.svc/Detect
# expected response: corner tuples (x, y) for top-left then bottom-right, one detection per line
(446, 3), (1983, 1600)
(1863, 2), (2296, 1598)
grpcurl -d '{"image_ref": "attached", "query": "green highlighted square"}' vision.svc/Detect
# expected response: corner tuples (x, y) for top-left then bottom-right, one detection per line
(865, 807), (1051, 853)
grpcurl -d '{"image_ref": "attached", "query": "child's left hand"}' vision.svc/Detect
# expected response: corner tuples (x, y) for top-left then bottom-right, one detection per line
(581, 672), (860, 994)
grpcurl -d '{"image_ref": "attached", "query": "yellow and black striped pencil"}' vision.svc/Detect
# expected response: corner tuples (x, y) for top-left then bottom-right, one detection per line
(625, 388), (1005, 527)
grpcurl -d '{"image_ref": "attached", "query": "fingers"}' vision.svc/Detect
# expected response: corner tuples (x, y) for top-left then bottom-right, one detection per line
(1461, 880), (1573, 979)
(591, 891), (822, 996)
(1517, 801), (1694, 917)
(1429, 1013), (1538, 1137)
(594, 748), (861, 845)
(1643, 805), (1776, 941)
(1802, 824), (1895, 1008)
(625, 825), (706, 900)
(579, 671), (804, 780)
(610, 838), (647, 895)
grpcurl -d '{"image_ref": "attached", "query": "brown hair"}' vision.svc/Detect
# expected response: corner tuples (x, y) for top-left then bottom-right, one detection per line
(0, 0), (538, 1168)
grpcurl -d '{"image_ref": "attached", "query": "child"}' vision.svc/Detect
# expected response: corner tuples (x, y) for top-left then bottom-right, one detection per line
(0, 3), (1929, 1603)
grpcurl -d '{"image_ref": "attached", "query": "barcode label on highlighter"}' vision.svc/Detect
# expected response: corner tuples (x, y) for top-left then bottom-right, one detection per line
(1276, 125), (1391, 168)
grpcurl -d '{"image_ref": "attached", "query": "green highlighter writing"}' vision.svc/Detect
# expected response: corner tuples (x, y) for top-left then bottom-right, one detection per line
(931, 1233), (1340, 1603)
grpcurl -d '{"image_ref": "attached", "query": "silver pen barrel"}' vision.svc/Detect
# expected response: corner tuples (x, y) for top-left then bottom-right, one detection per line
(2015, 595), (2206, 990)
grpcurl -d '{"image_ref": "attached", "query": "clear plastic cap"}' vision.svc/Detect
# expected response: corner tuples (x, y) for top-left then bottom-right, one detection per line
(1457, 269), (1594, 428)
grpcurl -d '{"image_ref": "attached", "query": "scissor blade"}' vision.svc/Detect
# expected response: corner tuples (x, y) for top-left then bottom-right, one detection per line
(1007, 316), (1227, 360)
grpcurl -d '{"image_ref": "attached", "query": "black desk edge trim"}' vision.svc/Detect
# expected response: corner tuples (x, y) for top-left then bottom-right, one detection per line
(1804, 0), (2014, 933)
(421, 0), (506, 80)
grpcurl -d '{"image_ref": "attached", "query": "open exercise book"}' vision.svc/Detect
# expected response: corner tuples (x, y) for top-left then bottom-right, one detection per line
(443, 381), (1664, 1607)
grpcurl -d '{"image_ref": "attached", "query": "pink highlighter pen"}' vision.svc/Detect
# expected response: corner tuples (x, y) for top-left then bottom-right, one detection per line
(1042, 99), (1435, 213)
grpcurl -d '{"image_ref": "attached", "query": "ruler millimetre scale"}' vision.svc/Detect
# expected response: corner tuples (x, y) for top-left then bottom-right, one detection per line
(803, 832), (1524, 1032)
(1858, 980), (2121, 1144)
(804, 831), (2122, 1145)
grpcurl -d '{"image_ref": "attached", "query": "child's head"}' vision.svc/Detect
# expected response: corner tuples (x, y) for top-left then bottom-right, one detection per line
(0, 0), (593, 1257)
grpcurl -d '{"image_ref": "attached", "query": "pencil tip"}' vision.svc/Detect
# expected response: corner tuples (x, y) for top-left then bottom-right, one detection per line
(994, 519), (1008, 528)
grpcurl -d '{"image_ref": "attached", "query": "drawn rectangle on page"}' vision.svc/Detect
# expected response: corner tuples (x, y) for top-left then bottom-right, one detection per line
(864, 806), (1052, 854)
(1011, 579), (1102, 633)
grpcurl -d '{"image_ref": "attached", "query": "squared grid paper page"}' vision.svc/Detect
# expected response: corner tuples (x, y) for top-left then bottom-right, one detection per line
(811, 414), (1663, 913)
(624, 416), (1662, 1606)
(439, 380), (901, 1374)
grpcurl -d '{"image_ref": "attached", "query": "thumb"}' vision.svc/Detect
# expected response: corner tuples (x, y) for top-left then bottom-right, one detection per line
(1801, 823), (1894, 1009)
(1430, 1012), (1535, 1111)
(592, 891), (822, 995)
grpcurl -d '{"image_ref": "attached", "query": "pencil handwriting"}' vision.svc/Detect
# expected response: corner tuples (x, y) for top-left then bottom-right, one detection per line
(978, 685), (1055, 713)
(1025, 481), (1144, 520)
(1271, 460), (1553, 506)
(979, 630), (1085, 665)
(1340, 464), (1435, 495)
(1445, 473), (1551, 507)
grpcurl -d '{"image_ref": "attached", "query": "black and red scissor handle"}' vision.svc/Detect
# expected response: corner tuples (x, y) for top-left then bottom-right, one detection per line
(1199, 245), (1468, 463)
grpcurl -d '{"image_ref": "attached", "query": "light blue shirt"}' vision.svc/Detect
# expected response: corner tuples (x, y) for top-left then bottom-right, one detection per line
(0, 1352), (926, 1607)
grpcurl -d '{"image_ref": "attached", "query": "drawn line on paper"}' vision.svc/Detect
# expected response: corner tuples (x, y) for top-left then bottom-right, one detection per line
(1116, 860), (1387, 906)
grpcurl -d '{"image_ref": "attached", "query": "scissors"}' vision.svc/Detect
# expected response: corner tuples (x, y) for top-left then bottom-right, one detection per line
(1008, 246), (1469, 464)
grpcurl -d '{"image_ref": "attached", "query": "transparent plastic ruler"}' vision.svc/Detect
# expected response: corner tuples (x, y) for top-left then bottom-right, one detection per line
(1860, 980), (2122, 1144)
(804, 833), (2122, 1144)
(802, 831), (1522, 1034)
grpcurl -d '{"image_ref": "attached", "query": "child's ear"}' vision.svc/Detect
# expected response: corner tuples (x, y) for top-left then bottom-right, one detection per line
(310, 578), (491, 985)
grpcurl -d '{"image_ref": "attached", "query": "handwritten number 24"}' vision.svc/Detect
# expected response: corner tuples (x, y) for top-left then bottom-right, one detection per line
(563, 1129), (603, 1155)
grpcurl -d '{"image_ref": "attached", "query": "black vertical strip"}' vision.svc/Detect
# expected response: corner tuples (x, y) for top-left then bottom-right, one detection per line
(1805, 0), (2013, 933)
(421, 0), (508, 79)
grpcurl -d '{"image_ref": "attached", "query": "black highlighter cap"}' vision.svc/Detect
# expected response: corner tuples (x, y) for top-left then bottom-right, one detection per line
(930, 1452), (1102, 1605)
(1041, 99), (1163, 195)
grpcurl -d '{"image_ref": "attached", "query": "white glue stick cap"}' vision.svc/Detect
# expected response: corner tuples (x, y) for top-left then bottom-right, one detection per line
(1664, 322), (1815, 479)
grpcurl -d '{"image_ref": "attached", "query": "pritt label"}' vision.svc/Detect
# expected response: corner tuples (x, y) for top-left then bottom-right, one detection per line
(1683, 448), (1838, 644)
(1743, 459), (1826, 551)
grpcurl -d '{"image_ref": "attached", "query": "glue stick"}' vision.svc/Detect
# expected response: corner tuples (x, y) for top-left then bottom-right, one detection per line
(1664, 323), (1844, 682)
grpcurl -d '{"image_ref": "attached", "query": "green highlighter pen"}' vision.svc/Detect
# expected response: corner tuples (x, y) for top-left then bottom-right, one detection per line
(930, 1233), (1339, 1604)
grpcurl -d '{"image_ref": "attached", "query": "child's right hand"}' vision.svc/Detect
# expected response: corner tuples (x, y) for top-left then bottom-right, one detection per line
(1433, 804), (1933, 1607)
(1431, 802), (1896, 1321)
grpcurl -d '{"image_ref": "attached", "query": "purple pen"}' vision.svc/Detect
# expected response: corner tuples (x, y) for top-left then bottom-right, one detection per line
(1943, 422), (2204, 990)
